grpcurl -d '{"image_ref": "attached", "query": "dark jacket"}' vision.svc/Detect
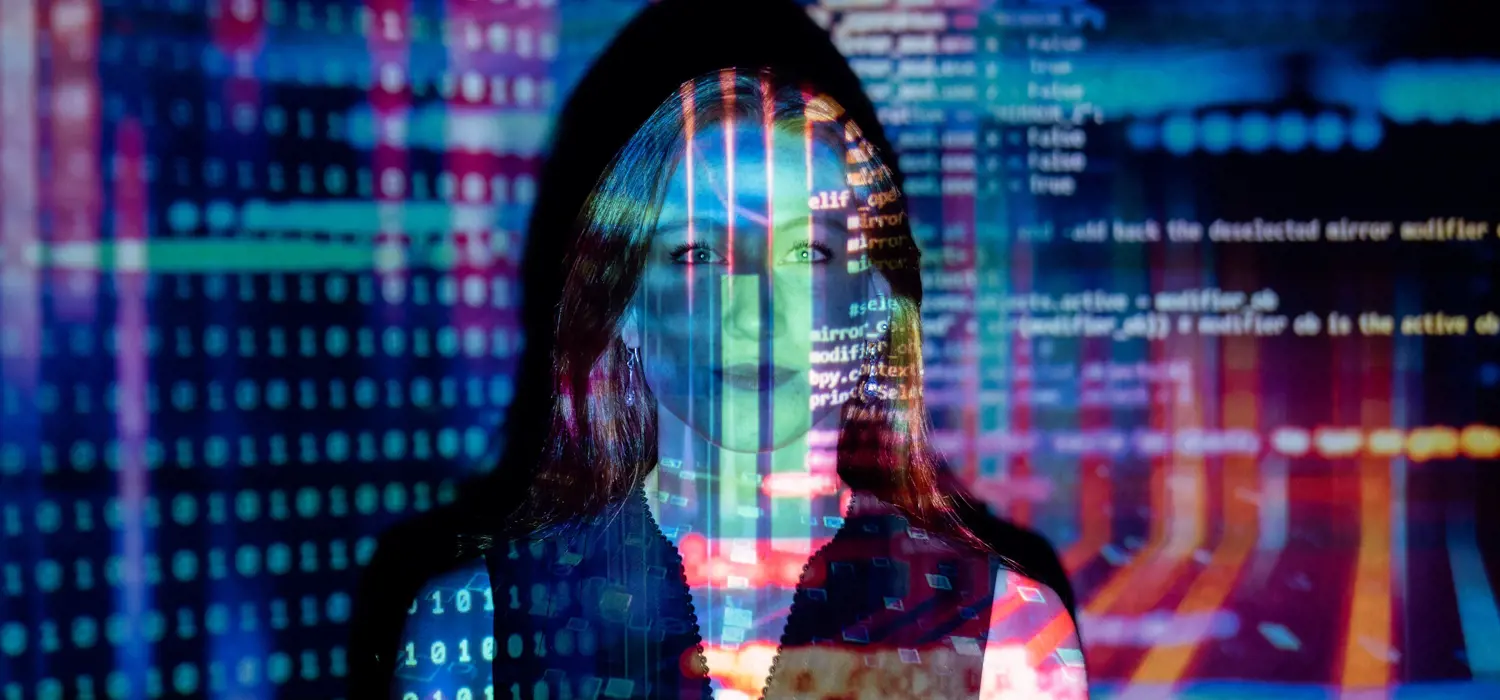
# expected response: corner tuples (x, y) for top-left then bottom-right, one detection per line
(365, 485), (1083, 700)
(347, 1), (1080, 697)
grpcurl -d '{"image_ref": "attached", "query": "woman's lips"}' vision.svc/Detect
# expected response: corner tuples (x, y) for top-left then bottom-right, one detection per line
(713, 363), (801, 390)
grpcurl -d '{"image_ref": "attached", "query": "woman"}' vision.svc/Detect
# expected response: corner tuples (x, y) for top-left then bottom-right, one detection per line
(348, 3), (1086, 699)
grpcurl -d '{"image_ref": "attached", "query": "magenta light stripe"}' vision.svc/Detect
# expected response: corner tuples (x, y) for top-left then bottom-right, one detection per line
(683, 83), (697, 432)
(112, 115), (153, 700)
(369, 0), (414, 325)
(47, 0), (103, 321)
(0, 0), (42, 387)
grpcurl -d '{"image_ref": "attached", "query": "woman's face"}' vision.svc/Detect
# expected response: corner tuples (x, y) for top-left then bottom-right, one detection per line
(633, 117), (874, 453)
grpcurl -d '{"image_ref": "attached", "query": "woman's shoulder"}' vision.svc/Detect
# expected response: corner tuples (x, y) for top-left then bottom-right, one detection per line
(986, 565), (1075, 628)
(950, 498), (1079, 619)
(386, 559), (496, 700)
(347, 504), (495, 699)
(977, 566), (1090, 697)
(819, 505), (1076, 620)
(769, 521), (1087, 699)
(390, 553), (496, 691)
(940, 532), (1077, 627)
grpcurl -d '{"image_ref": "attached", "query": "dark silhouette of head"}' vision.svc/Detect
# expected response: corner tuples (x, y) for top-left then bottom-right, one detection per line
(448, 0), (1075, 615)
(347, 7), (1080, 696)
(460, 0), (922, 528)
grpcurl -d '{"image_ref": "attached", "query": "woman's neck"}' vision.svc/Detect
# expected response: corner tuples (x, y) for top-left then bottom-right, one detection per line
(645, 405), (827, 542)
(643, 404), (852, 668)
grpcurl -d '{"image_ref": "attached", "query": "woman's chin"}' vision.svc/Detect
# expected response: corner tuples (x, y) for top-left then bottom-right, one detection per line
(707, 431), (812, 454)
(679, 419), (815, 454)
(653, 394), (840, 453)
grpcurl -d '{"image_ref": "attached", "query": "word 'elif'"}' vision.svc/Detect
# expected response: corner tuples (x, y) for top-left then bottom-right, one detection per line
(810, 190), (852, 210)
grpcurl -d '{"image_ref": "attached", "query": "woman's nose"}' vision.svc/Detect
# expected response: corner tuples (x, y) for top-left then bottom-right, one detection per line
(720, 274), (789, 344)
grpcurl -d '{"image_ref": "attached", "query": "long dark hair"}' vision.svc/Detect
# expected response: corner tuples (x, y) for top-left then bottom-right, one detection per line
(494, 68), (991, 554)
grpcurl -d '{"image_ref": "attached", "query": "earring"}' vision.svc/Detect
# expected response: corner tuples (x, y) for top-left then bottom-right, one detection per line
(859, 342), (881, 401)
(625, 345), (640, 406)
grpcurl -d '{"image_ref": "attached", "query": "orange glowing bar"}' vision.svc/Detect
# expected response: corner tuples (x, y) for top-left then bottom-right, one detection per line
(1265, 425), (1496, 460)
(696, 641), (780, 697)
(1338, 357), (1395, 691)
(760, 472), (839, 498)
(1366, 429), (1405, 456)
(676, 534), (831, 588)
(1460, 424), (1500, 459)
(1314, 427), (1364, 458)
(1407, 427), (1460, 462)
(1025, 611), (1082, 668)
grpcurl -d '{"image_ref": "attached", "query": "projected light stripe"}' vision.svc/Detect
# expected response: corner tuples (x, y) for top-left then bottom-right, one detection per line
(764, 80), (818, 546)
(48, 0), (104, 320)
(1080, 248), (1211, 673)
(1448, 514), (1500, 680)
(1338, 324), (1397, 689)
(442, 0), (528, 448)
(111, 115), (154, 700)
(1389, 298), (1414, 688)
(1060, 335), (1112, 572)
(641, 82), (699, 563)
(0, 0), (42, 377)
(1131, 273), (1264, 686)
(1001, 204), (1037, 528)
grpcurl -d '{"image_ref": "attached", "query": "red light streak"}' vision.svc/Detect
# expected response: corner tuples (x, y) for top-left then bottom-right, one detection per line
(676, 534), (830, 589)
(759, 471), (839, 498)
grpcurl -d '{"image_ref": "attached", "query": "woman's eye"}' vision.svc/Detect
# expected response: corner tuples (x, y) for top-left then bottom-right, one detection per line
(782, 243), (833, 264)
(666, 242), (833, 265)
(668, 243), (727, 265)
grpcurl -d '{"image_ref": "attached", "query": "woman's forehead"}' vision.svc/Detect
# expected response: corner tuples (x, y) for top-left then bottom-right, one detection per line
(669, 121), (850, 197)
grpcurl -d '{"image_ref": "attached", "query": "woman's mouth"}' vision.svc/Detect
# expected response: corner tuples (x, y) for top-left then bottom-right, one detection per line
(713, 363), (800, 391)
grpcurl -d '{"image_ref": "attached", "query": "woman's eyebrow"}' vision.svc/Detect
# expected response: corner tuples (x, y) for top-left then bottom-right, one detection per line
(656, 211), (847, 234)
(654, 213), (727, 232)
(782, 211), (849, 235)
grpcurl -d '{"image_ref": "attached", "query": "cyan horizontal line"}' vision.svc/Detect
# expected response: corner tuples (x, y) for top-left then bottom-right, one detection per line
(165, 200), (518, 237)
(3, 239), (501, 272)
